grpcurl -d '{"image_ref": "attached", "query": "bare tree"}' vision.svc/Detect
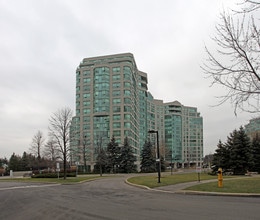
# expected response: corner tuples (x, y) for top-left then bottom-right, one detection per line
(43, 138), (60, 169)
(240, 1), (260, 12)
(30, 130), (45, 159)
(49, 107), (73, 179)
(81, 135), (89, 173)
(202, 0), (260, 115)
(69, 116), (92, 173)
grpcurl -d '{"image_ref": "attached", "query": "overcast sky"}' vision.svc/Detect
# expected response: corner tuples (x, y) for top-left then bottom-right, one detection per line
(0, 0), (256, 158)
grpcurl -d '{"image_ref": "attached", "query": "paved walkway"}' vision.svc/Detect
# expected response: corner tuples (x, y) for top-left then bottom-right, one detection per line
(156, 179), (215, 192)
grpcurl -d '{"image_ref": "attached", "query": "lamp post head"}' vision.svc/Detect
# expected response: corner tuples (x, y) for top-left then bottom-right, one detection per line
(148, 130), (157, 134)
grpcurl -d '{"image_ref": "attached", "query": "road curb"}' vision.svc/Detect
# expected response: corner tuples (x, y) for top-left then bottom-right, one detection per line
(124, 178), (150, 190)
(176, 190), (260, 197)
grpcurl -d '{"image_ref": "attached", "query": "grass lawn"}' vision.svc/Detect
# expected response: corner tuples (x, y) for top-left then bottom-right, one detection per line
(185, 176), (260, 193)
(0, 175), (103, 184)
(127, 172), (227, 188)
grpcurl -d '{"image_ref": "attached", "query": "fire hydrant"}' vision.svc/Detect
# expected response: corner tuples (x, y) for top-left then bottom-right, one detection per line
(217, 168), (223, 188)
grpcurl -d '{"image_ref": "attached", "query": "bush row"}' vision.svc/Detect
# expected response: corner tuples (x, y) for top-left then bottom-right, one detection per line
(31, 173), (76, 178)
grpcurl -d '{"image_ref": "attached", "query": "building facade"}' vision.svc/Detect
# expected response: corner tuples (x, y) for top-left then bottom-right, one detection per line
(150, 100), (203, 168)
(245, 117), (260, 140)
(71, 53), (203, 171)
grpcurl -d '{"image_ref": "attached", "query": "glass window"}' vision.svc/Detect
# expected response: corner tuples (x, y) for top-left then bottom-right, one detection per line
(83, 93), (90, 99)
(112, 67), (120, 73)
(83, 124), (90, 130)
(124, 122), (131, 128)
(124, 82), (131, 88)
(112, 90), (121, 97)
(124, 114), (131, 120)
(113, 98), (121, 104)
(83, 78), (91, 83)
(113, 114), (121, 120)
(83, 101), (90, 106)
(113, 122), (121, 128)
(124, 130), (131, 137)
(124, 98), (131, 104)
(113, 130), (121, 136)
(124, 90), (131, 96)
(83, 70), (90, 76)
(83, 85), (90, 91)
(83, 116), (90, 122)
(124, 106), (131, 112)
(123, 66), (132, 80)
(113, 106), (121, 112)
(112, 74), (121, 81)
(83, 108), (91, 114)
(113, 82), (121, 88)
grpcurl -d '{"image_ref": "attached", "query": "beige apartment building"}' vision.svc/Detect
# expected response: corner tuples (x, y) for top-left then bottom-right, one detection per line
(70, 53), (203, 171)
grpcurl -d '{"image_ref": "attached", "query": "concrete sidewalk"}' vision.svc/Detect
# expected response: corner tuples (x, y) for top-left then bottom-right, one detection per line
(156, 179), (214, 193)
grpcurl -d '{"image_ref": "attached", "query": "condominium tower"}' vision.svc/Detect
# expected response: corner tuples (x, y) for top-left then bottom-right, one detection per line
(245, 117), (260, 140)
(71, 53), (203, 171)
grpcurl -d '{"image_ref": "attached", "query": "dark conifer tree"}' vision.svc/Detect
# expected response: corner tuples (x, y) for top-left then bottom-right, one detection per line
(107, 136), (120, 173)
(212, 140), (229, 173)
(229, 127), (252, 175)
(140, 141), (156, 173)
(21, 152), (30, 171)
(119, 137), (137, 173)
(251, 134), (260, 173)
(8, 153), (21, 171)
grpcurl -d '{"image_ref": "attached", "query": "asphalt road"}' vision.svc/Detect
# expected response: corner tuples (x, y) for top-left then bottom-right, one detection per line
(0, 176), (259, 220)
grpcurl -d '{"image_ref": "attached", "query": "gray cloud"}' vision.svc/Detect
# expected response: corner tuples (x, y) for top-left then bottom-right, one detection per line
(0, 0), (253, 158)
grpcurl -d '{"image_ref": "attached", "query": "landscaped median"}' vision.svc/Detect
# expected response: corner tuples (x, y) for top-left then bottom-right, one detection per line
(127, 173), (222, 188)
(127, 173), (260, 195)
(0, 175), (104, 184)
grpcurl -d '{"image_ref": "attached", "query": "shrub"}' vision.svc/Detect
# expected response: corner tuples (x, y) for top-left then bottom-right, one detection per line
(31, 172), (76, 178)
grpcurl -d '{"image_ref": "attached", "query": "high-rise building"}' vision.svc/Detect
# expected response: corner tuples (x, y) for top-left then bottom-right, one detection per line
(71, 53), (203, 171)
(245, 117), (260, 140)
(71, 53), (147, 170)
(163, 101), (203, 168)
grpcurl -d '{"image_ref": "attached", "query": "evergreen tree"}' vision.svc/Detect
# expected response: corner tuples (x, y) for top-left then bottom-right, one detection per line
(119, 137), (137, 173)
(212, 140), (229, 173)
(21, 152), (30, 171)
(107, 136), (120, 173)
(229, 127), (252, 175)
(140, 141), (156, 173)
(251, 134), (260, 173)
(8, 153), (21, 171)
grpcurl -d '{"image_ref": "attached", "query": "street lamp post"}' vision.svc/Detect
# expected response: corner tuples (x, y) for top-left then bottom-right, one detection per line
(148, 130), (161, 183)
